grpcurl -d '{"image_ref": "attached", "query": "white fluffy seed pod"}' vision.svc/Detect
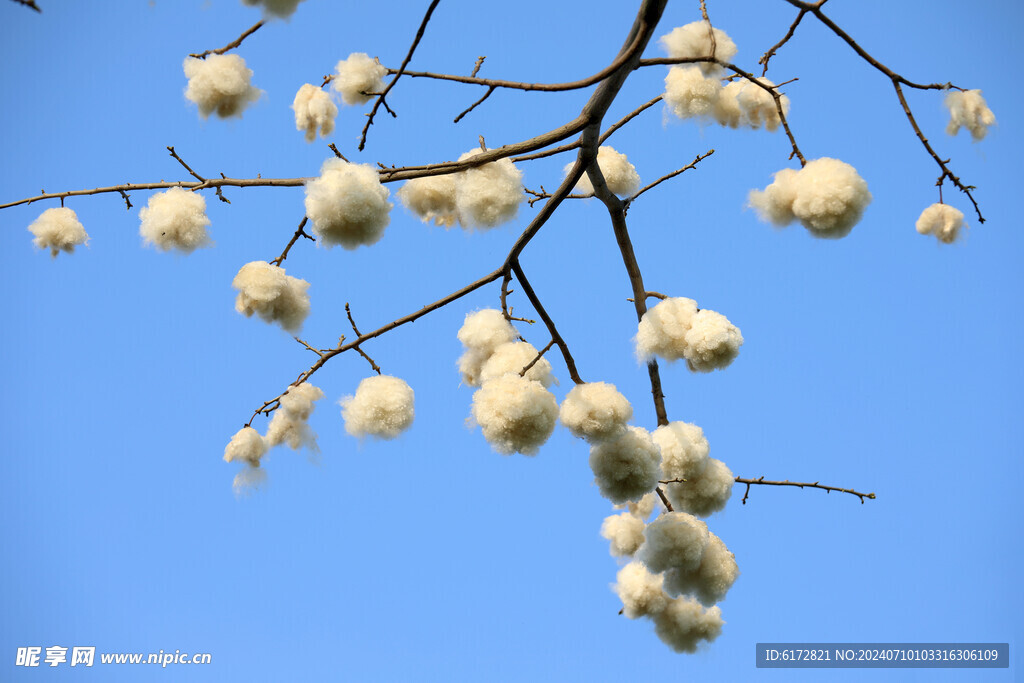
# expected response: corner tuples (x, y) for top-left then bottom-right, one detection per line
(397, 175), (458, 227)
(232, 260), (311, 333)
(457, 348), (490, 388)
(457, 309), (519, 355)
(332, 53), (387, 106)
(659, 21), (737, 76)
(242, 0), (305, 18)
(664, 66), (723, 121)
(945, 89), (996, 141)
(265, 382), (324, 451)
(589, 426), (662, 504)
(27, 207), (89, 258)
(635, 297), (698, 362)
(559, 381), (633, 443)
(663, 532), (739, 606)
(471, 374), (558, 456)
(454, 149), (524, 229)
(223, 426), (267, 467)
(613, 561), (670, 619)
(915, 203), (966, 244)
(652, 421), (710, 481)
(138, 187), (212, 253)
(304, 158), (392, 249)
(292, 83), (337, 142)
(340, 375), (415, 440)
(665, 458), (734, 517)
(683, 309), (743, 373)
(232, 465), (268, 495)
(479, 341), (555, 388)
(626, 492), (658, 520)
(183, 54), (261, 119)
(601, 512), (647, 557)
(736, 77), (790, 131)
(565, 146), (641, 197)
(713, 81), (744, 128)
(749, 158), (872, 239)
(638, 511), (710, 574)
(653, 596), (724, 653)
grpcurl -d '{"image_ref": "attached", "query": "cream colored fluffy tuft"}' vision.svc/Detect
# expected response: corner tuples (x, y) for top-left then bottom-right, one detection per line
(665, 457), (734, 517)
(138, 187), (212, 253)
(945, 89), (995, 141)
(304, 158), (392, 249)
(456, 309), (520, 387)
(915, 203), (966, 244)
(735, 77), (790, 131)
(626, 492), (658, 520)
(638, 511), (710, 574)
(265, 382), (324, 451)
(471, 373), (558, 455)
(232, 465), (268, 495)
(749, 158), (872, 239)
(613, 561), (670, 619)
(27, 207), (89, 258)
(454, 149), (524, 229)
(332, 53), (387, 106)
(565, 146), (641, 197)
(479, 341), (555, 387)
(653, 596), (724, 653)
(659, 21), (737, 75)
(683, 309), (743, 373)
(635, 297), (698, 362)
(559, 381), (633, 442)
(397, 175), (459, 227)
(232, 260), (311, 333)
(292, 83), (337, 142)
(242, 0), (305, 18)
(589, 426), (662, 504)
(601, 512), (647, 557)
(223, 426), (267, 467)
(340, 375), (415, 439)
(664, 66), (723, 121)
(652, 421), (710, 481)
(183, 54), (261, 119)
(663, 531), (739, 606)
(713, 81), (744, 128)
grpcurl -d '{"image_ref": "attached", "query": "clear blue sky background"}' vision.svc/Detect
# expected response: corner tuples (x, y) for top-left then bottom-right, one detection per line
(1, 1), (1020, 681)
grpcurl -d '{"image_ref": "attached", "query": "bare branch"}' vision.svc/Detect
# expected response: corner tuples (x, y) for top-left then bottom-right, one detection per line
(598, 95), (663, 145)
(519, 340), (555, 377)
(9, 0), (41, 12)
(270, 216), (314, 267)
(470, 55), (486, 78)
(510, 262), (584, 384)
(625, 149), (715, 209)
(189, 20), (264, 60)
(736, 476), (877, 505)
(759, 8), (807, 76)
(454, 85), (497, 123)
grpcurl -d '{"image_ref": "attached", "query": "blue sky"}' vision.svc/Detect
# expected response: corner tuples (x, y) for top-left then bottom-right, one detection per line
(1, 0), (1020, 681)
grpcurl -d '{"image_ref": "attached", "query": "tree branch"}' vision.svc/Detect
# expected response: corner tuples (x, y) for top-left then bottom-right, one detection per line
(188, 20), (264, 59)
(736, 476), (877, 504)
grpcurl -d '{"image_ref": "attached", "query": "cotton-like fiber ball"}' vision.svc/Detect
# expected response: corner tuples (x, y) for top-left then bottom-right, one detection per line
(665, 457), (734, 517)
(639, 511), (710, 574)
(601, 512), (646, 557)
(589, 426), (662, 504)
(471, 374), (558, 456)
(183, 54), (261, 119)
(223, 426), (267, 467)
(242, 0), (305, 18)
(659, 21), (737, 75)
(458, 309), (518, 354)
(138, 187), (212, 253)
(945, 89), (995, 141)
(304, 158), (392, 249)
(340, 375), (415, 440)
(232, 261), (311, 333)
(559, 381), (633, 442)
(736, 77), (790, 131)
(454, 149), (524, 229)
(635, 297), (697, 362)
(565, 146), (641, 197)
(664, 66), (723, 121)
(653, 596), (724, 653)
(332, 53), (387, 106)
(653, 421), (710, 481)
(713, 81), (744, 128)
(292, 83), (337, 142)
(916, 203), (966, 244)
(664, 532), (739, 606)
(27, 207), (89, 258)
(626, 492), (658, 520)
(457, 348), (490, 388)
(233, 465), (268, 495)
(683, 309), (743, 373)
(266, 382), (324, 451)
(613, 562), (670, 619)
(397, 175), (458, 227)
(479, 341), (555, 388)
(749, 158), (872, 238)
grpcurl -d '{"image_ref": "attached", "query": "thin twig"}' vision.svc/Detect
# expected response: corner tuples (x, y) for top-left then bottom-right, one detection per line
(189, 20), (264, 59)
(598, 95), (663, 145)
(736, 476), (877, 504)
(470, 56), (486, 78)
(625, 149), (714, 209)
(293, 337), (325, 358)
(9, 0), (41, 12)
(655, 486), (674, 512)
(270, 216), (314, 266)
(346, 302), (382, 374)
(166, 146), (231, 203)
(327, 143), (349, 162)
(454, 85), (496, 123)
(519, 340), (555, 377)
(759, 8), (807, 76)
(510, 262), (584, 384)
(117, 190), (132, 210)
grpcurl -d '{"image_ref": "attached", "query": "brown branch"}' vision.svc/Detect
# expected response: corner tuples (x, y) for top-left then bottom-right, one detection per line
(454, 85), (496, 123)
(9, 0), (41, 12)
(624, 149), (714, 209)
(759, 8), (807, 76)
(736, 476), (876, 505)
(654, 486), (674, 512)
(510, 262), (584, 384)
(117, 189), (132, 210)
(345, 302), (383, 374)
(470, 56), (486, 78)
(327, 143), (349, 162)
(358, 0), (441, 151)
(519, 340), (555, 377)
(167, 146), (231, 203)
(189, 20), (264, 59)
(598, 95), (663, 145)
(270, 216), (314, 267)
(293, 337), (325, 358)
